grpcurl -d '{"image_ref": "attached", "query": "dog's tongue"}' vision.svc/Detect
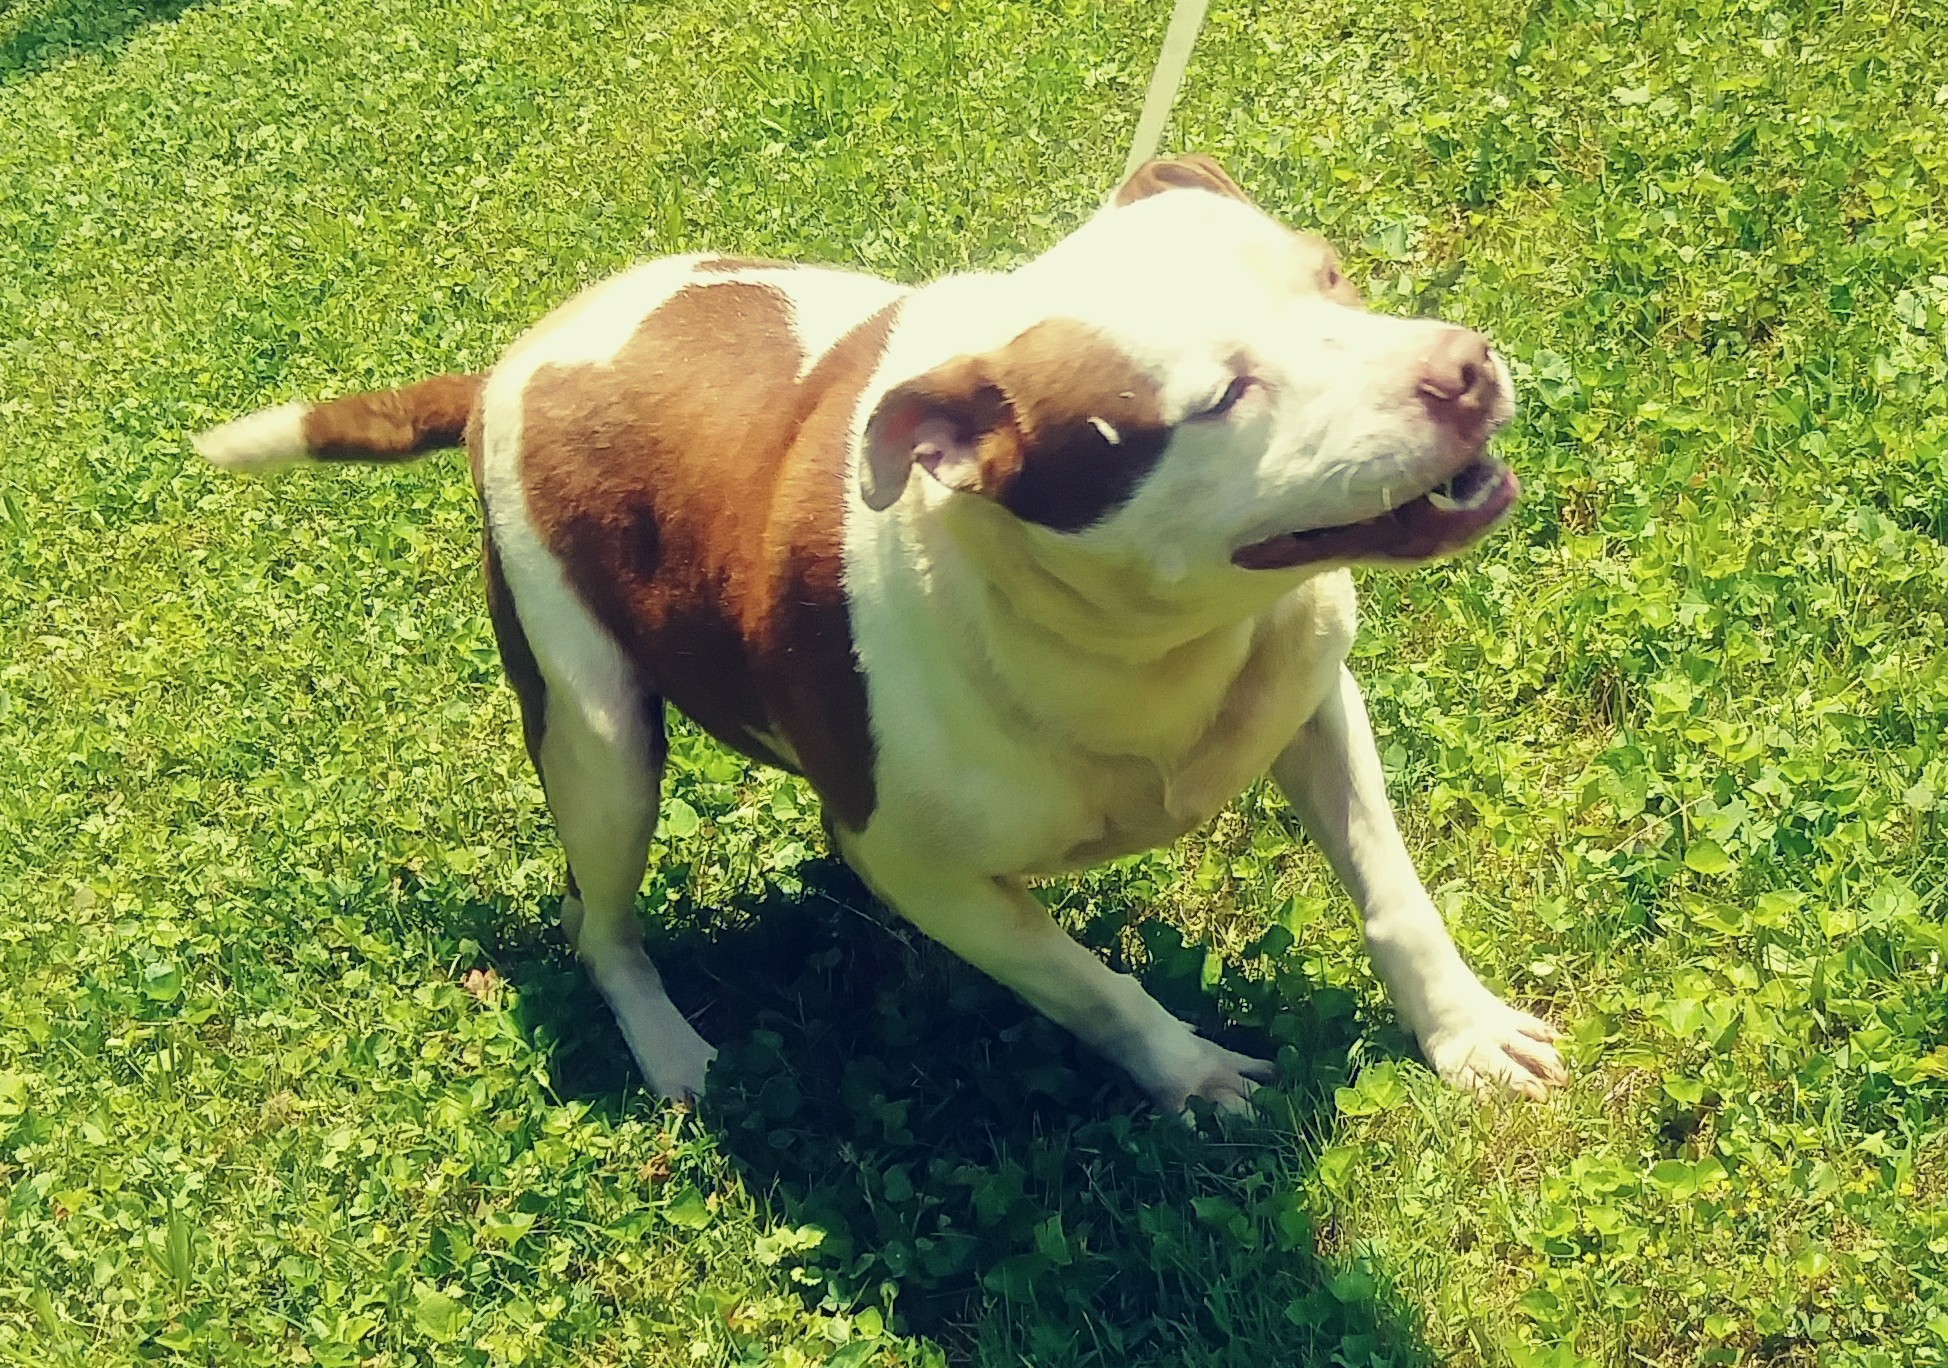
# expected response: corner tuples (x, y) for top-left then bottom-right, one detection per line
(1232, 456), (1519, 571)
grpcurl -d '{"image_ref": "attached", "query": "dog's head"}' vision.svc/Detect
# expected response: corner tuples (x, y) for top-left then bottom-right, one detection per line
(860, 154), (1519, 600)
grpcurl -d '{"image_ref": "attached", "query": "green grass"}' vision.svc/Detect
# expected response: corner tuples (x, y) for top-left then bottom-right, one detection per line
(3, 0), (1946, 1362)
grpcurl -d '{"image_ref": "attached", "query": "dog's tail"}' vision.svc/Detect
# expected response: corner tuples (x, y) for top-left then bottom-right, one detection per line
(193, 373), (482, 472)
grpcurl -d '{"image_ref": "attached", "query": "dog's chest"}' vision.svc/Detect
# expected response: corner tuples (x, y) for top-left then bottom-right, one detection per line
(863, 574), (1357, 875)
(1020, 633), (1339, 872)
(1033, 750), (1248, 871)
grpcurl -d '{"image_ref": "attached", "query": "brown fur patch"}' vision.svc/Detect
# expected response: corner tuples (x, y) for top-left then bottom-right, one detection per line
(696, 255), (779, 274)
(517, 282), (893, 830)
(1112, 153), (1252, 208)
(869, 320), (1170, 533)
(988, 320), (1171, 532)
(304, 373), (480, 461)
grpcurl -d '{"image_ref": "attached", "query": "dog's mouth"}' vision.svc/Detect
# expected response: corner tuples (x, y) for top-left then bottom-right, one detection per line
(1231, 453), (1520, 572)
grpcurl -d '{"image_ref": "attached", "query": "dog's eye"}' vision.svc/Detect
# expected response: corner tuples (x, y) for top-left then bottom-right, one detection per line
(1193, 375), (1254, 420)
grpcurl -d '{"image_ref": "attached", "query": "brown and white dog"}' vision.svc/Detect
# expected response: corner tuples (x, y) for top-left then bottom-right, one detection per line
(195, 154), (1565, 1111)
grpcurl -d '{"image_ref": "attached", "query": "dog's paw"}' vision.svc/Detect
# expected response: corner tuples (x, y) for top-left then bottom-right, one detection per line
(598, 970), (719, 1102)
(1421, 997), (1566, 1101)
(643, 1034), (717, 1103)
(1141, 1034), (1277, 1116)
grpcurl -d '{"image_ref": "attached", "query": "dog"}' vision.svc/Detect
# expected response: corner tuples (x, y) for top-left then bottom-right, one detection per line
(195, 153), (1566, 1111)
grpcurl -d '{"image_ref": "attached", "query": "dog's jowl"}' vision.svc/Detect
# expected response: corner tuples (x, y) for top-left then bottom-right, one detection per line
(197, 153), (1565, 1110)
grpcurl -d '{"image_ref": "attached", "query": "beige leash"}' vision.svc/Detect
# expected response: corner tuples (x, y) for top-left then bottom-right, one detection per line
(1122, 0), (1214, 179)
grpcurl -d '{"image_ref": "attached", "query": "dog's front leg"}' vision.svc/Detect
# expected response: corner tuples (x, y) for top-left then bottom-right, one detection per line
(860, 862), (1273, 1113)
(1272, 665), (1566, 1098)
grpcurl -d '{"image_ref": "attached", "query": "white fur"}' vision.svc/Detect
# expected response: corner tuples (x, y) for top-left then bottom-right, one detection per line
(193, 401), (310, 471)
(1019, 192), (1517, 581)
(544, 688), (717, 1098)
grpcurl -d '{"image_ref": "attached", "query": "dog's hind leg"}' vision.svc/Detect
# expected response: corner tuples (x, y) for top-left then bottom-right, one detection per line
(484, 540), (715, 1100)
(540, 691), (716, 1100)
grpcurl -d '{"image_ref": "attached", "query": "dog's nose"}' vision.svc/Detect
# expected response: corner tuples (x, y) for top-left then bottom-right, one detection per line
(1416, 328), (1494, 420)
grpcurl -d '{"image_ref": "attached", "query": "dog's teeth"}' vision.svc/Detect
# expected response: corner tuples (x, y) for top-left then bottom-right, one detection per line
(1426, 489), (1460, 512)
(1458, 479), (1495, 510)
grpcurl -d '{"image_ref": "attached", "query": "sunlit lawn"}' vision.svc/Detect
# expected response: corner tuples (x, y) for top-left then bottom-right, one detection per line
(3, 0), (1946, 1363)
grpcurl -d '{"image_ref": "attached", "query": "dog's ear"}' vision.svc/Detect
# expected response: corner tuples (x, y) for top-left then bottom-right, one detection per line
(1111, 153), (1253, 208)
(860, 358), (1024, 512)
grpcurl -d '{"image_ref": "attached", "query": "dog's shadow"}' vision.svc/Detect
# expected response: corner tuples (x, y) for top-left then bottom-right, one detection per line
(480, 859), (1436, 1364)
(1, 0), (208, 84)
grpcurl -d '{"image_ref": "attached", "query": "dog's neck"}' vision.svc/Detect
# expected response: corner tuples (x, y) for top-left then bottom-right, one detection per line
(916, 498), (1314, 761)
(940, 496), (1295, 663)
